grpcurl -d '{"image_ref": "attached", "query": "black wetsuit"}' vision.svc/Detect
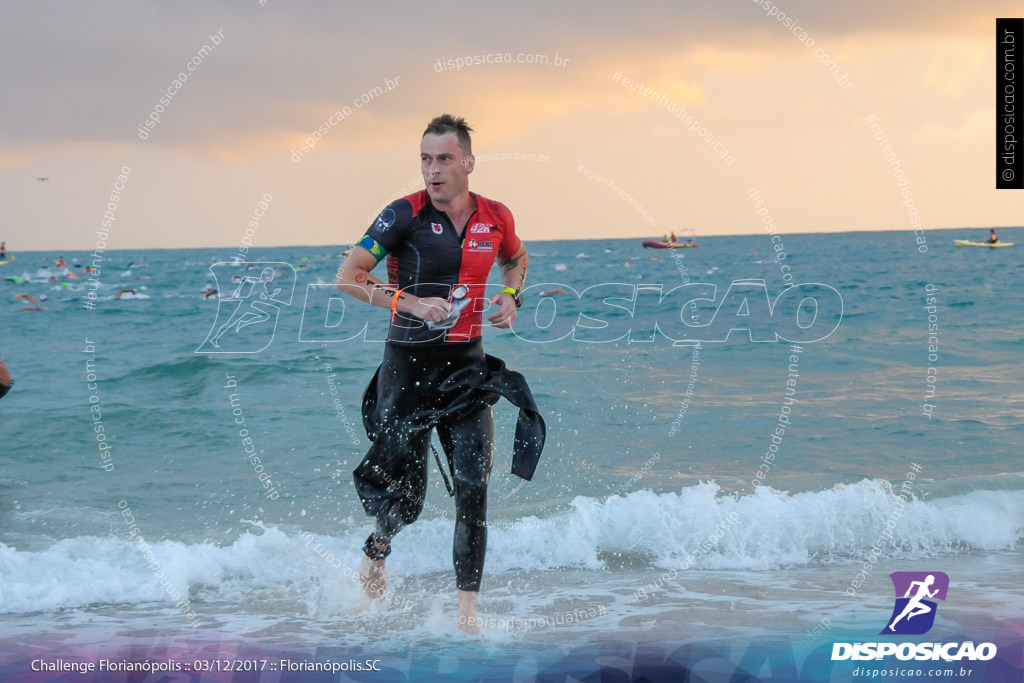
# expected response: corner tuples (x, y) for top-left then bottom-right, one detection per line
(352, 191), (544, 592)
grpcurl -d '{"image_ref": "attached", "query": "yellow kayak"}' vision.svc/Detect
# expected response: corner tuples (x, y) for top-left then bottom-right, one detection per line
(954, 240), (1014, 248)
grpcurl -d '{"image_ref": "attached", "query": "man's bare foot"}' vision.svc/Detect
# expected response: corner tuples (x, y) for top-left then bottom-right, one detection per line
(359, 553), (387, 600)
(457, 589), (480, 634)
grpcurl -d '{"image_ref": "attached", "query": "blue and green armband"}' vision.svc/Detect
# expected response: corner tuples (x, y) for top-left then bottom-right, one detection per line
(357, 234), (388, 261)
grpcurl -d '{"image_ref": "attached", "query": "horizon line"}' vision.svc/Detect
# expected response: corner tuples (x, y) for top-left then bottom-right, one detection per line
(4, 225), (1018, 254)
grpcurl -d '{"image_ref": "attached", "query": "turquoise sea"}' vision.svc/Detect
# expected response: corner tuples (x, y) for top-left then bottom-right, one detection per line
(0, 228), (1021, 681)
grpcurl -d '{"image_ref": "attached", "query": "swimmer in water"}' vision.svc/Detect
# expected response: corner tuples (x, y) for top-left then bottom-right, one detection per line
(15, 293), (46, 311)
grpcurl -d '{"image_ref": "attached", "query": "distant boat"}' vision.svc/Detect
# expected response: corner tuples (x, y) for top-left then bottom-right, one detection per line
(954, 240), (1014, 248)
(642, 240), (698, 249)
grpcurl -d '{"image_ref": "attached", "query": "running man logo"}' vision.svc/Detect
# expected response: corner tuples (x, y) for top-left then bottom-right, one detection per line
(881, 571), (949, 635)
(196, 262), (296, 354)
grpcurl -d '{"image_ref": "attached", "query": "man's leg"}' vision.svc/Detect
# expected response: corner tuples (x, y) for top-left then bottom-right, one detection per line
(438, 406), (494, 633)
(360, 536), (389, 600)
(352, 429), (430, 600)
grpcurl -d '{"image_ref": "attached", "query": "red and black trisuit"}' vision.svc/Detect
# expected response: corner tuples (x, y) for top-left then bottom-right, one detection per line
(352, 191), (545, 592)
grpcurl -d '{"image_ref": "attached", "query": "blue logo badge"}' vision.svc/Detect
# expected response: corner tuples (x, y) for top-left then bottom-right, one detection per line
(881, 571), (949, 635)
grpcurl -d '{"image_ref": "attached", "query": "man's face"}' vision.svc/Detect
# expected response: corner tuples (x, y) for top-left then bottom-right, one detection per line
(421, 132), (473, 206)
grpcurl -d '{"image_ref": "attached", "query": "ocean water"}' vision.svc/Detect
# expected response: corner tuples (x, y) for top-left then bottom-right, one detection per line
(1, 229), (1022, 681)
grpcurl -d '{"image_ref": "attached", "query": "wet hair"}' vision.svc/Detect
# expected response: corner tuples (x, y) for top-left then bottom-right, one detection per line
(423, 114), (473, 155)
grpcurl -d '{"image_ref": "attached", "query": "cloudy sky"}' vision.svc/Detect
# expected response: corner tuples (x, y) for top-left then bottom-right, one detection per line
(1, 1), (1020, 250)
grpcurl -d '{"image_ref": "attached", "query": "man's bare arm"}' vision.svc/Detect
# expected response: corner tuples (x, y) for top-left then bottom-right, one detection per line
(497, 245), (528, 293)
(489, 245), (528, 328)
(336, 247), (450, 322)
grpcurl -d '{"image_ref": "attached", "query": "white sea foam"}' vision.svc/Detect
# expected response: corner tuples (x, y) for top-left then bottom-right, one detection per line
(1, 479), (1020, 615)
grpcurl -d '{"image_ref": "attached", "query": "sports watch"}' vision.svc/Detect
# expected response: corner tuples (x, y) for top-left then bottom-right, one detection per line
(500, 287), (523, 308)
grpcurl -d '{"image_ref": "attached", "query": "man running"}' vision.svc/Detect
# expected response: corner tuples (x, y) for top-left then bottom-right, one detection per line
(336, 114), (544, 633)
